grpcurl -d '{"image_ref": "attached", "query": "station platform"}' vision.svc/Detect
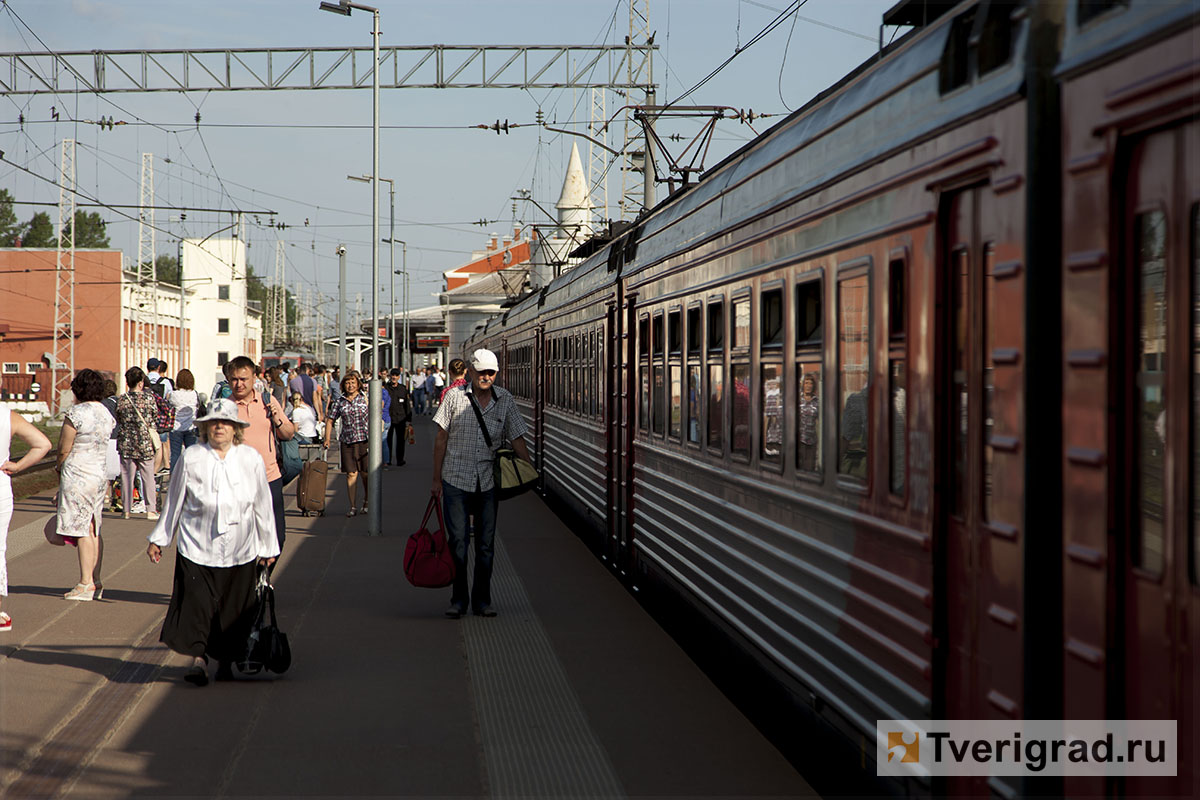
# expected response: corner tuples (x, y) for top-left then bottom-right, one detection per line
(0, 416), (816, 799)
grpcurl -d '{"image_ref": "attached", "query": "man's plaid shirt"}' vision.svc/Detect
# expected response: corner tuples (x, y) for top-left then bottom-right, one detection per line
(434, 384), (528, 492)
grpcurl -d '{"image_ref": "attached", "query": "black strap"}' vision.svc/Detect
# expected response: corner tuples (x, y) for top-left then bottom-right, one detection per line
(466, 391), (493, 449)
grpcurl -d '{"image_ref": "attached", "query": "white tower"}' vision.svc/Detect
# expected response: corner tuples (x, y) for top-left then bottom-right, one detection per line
(556, 142), (593, 236)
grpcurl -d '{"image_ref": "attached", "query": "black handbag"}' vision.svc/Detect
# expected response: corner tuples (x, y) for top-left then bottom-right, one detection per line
(466, 391), (538, 500)
(237, 574), (292, 675)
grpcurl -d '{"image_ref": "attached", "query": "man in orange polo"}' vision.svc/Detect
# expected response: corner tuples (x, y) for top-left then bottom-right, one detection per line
(226, 355), (296, 553)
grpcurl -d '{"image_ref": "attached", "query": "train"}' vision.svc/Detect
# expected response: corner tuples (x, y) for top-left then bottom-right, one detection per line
(465, 2), (1198, 796)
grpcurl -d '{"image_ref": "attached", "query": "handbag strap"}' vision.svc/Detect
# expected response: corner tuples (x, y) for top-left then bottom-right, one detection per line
(421, 494), (445, 532)
(129, 395), (159, 446)
(465, 391), (494, 449)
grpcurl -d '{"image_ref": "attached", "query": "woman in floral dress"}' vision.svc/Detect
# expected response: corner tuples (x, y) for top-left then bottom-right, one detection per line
(116, 366), (162, 521)
(56, 369), (116, 601)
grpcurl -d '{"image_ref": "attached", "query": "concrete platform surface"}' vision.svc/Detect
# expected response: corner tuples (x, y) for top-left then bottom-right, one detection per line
(1, 416), (816, 799)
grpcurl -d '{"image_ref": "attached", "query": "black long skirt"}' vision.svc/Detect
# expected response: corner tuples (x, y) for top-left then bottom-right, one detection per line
(160, 554), (260, 662)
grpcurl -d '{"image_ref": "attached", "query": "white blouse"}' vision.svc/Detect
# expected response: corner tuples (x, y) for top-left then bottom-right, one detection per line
(148, 443), (280, 567)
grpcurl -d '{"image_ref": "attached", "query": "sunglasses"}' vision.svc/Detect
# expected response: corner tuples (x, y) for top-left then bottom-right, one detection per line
(477, 370), (497, 377)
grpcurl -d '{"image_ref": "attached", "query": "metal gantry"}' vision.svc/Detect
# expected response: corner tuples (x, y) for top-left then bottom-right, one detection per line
(0, 45), (655, 93)
(620, 0), (653, 215)
(51, 138), (75, 415)
(135, 152), (158, 370)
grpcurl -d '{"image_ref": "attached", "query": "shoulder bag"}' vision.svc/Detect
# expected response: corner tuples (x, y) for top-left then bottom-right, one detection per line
(404, 496), (455, 588)
(262, 391), (302, 486)
(466, 391), (539, 500)
(237, 571), (291, 675)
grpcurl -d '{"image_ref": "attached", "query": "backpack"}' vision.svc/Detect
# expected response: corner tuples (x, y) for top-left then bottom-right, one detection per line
(145, 389), (175, 434)
(146, 378), (168, 400)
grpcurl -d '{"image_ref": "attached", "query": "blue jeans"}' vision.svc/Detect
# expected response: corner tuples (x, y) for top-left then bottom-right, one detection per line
(413, 388), (426, 415)
(381, 421), (391, 465)
(442, 480), (497, 611)
(169, 429), (197, 471)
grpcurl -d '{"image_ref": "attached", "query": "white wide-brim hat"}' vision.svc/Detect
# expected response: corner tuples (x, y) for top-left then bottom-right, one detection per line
(194, 398), (250, 427)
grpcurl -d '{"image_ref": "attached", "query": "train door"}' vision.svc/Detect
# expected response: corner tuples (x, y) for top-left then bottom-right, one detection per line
(534, 327), (545, 474)
(1117, 120), (1197, 798)
(608, 292), (637, 577)
(604, 302), (621, 567)
(936, 179), (1025, 793)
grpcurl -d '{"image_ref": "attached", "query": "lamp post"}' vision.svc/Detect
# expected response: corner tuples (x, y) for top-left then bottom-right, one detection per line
(385, 242), (406, 372)
(322, 0), (382, 536)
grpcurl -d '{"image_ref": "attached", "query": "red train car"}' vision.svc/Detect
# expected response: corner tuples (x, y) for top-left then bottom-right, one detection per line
(469, 2), (1198, 796)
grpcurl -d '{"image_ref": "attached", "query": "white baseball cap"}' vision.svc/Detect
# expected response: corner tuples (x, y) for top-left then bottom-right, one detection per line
(471, 349), (499, 372)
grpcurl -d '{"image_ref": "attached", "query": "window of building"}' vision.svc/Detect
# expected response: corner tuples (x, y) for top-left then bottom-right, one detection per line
(217, 352), (229, 367)
(218, 318), (230, 334)
(218, 284), (230, 300)
(837, 267), (870, 481)
(25, 363), (41, 374)
(2, 363), (18, 374)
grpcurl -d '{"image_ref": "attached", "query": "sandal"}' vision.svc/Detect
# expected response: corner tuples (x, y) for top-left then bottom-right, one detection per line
(93, 583), (104, 600)
(346, 508), (357, 517)
(64, 583), (95, 601)
(0, 612), (11, 632)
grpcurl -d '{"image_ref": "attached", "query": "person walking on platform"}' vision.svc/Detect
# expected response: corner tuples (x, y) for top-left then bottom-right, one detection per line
(116, 367), (161, 522)
(168, 369), (200, 471)
(385, 369), (412, 466)
(431, 349), (531, 619)
(227, 356), (295, 554)
(146, 399), (279, 686)
(323, 372), (370, 516)
(412, 368), (426, 417)
(288, 393), (319, 444)
(441, 358), (467, 401)
(57, 369), (117, 600)
(1, 404), (52, 631)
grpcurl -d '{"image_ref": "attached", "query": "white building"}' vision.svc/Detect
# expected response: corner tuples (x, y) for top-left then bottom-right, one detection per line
(529, 142), (594, 289)
(180, 237), (263, 389)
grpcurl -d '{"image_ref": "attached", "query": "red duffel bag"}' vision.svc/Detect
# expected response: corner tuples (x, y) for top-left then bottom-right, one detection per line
(404, 496), (456, 588)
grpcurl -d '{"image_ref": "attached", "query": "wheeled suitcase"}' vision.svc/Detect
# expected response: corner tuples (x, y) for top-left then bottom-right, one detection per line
(297, 455), (328, 516)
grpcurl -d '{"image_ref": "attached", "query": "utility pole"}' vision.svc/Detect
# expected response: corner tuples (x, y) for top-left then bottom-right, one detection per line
(51, 138), (75, 415)
(137, 152), (158, 370)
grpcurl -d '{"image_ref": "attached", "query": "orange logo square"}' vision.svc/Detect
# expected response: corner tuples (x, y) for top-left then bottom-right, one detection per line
(887, 731), (920, 763)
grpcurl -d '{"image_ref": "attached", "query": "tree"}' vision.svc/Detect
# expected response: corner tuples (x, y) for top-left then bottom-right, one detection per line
(61, 210), (110, 248)
(154, 254), (180, 285)
(19, 212), (55, 248)
(0, 189), (18, 246)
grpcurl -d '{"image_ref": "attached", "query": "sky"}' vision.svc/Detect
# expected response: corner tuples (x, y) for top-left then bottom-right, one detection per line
(0, 0), (900, 337)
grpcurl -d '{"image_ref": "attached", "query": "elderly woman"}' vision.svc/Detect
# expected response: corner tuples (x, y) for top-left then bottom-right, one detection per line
(56, 369), (117, 601)
(147, 399), (279, 686)
(323, 371), (370, 517)
(116, 366), (162, 520)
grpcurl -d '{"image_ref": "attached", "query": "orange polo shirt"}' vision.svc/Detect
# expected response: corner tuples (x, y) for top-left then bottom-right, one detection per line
(235, 391), (284, 483)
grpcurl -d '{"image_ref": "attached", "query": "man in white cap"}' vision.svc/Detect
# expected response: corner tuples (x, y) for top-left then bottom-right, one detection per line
(431, 348), (531, 618)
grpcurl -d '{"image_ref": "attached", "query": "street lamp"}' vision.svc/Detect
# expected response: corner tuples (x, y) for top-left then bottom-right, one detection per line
(322, 0), (382, 537)
(348, 174), (395, 369)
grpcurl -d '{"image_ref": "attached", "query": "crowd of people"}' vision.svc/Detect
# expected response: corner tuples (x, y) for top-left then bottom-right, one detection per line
(0, 350), (529, 685)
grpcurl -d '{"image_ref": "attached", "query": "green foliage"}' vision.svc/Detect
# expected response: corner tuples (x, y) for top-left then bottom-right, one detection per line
(0, 189), (17, 245)
(61, 210), (110, 248)
(154, 254), (180, 285)
(20, 212), (55, 248)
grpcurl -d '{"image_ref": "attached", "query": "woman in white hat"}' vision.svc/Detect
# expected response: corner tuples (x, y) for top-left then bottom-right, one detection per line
(146, 398), (280, 686)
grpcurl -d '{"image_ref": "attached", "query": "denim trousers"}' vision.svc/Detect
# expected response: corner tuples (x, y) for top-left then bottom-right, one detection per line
(381, 421), (391, 465)
(442, 480), (497, 611)
(169, 428), (197, 471)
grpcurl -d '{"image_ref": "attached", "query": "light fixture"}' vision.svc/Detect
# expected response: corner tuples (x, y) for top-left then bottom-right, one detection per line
(318, 1), (351, 15)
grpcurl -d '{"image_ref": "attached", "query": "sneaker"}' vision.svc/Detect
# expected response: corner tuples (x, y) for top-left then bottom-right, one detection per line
(146, 511), (160, 521)
(131, 500), (146, 514)
(474, 605), (497, 618)
(444, 604), (465, 619)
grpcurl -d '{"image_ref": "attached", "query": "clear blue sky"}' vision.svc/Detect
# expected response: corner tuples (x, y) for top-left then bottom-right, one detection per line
(1, 0), (898, 329)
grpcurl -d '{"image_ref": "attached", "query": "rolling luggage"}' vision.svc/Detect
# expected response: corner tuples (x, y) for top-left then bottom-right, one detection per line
(297, 447), (328, 516)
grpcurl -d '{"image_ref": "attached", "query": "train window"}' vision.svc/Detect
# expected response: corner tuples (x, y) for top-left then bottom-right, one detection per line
(669, 366), (682, 439)
(653, 364), (665, 436)
(797, 278), (822, 347)
(761, 288), (783, 349)
(687, 305), (702, 356)
(687, 365), (701, 445)
(707, 300), (725, 352)
(889, 257), (906, 340)
(762, 363), (783, 465)
(732, 296), (751, 350)
(1078, 0), (1127, 27)
(977, 2), (1012, 76)
(708, 364), (724, 450)
(668, 309), (682, 355)
(798, 364), (822, 474)
(939, 9), (975, 94)
(639, 316), (649, 359)
(837, 270), (870, 481)
(890, 360), (907, 496)
(731, 363), (751, 459)
(652, 314), (664, 357)
(1134, 211), (1166, 574)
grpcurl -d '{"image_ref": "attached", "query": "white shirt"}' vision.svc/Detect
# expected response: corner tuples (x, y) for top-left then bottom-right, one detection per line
(148, 443), (280, 567)
(147, 371), (173, 399)
(169, 389), (199, 431)
(289, 403), (319, 438)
